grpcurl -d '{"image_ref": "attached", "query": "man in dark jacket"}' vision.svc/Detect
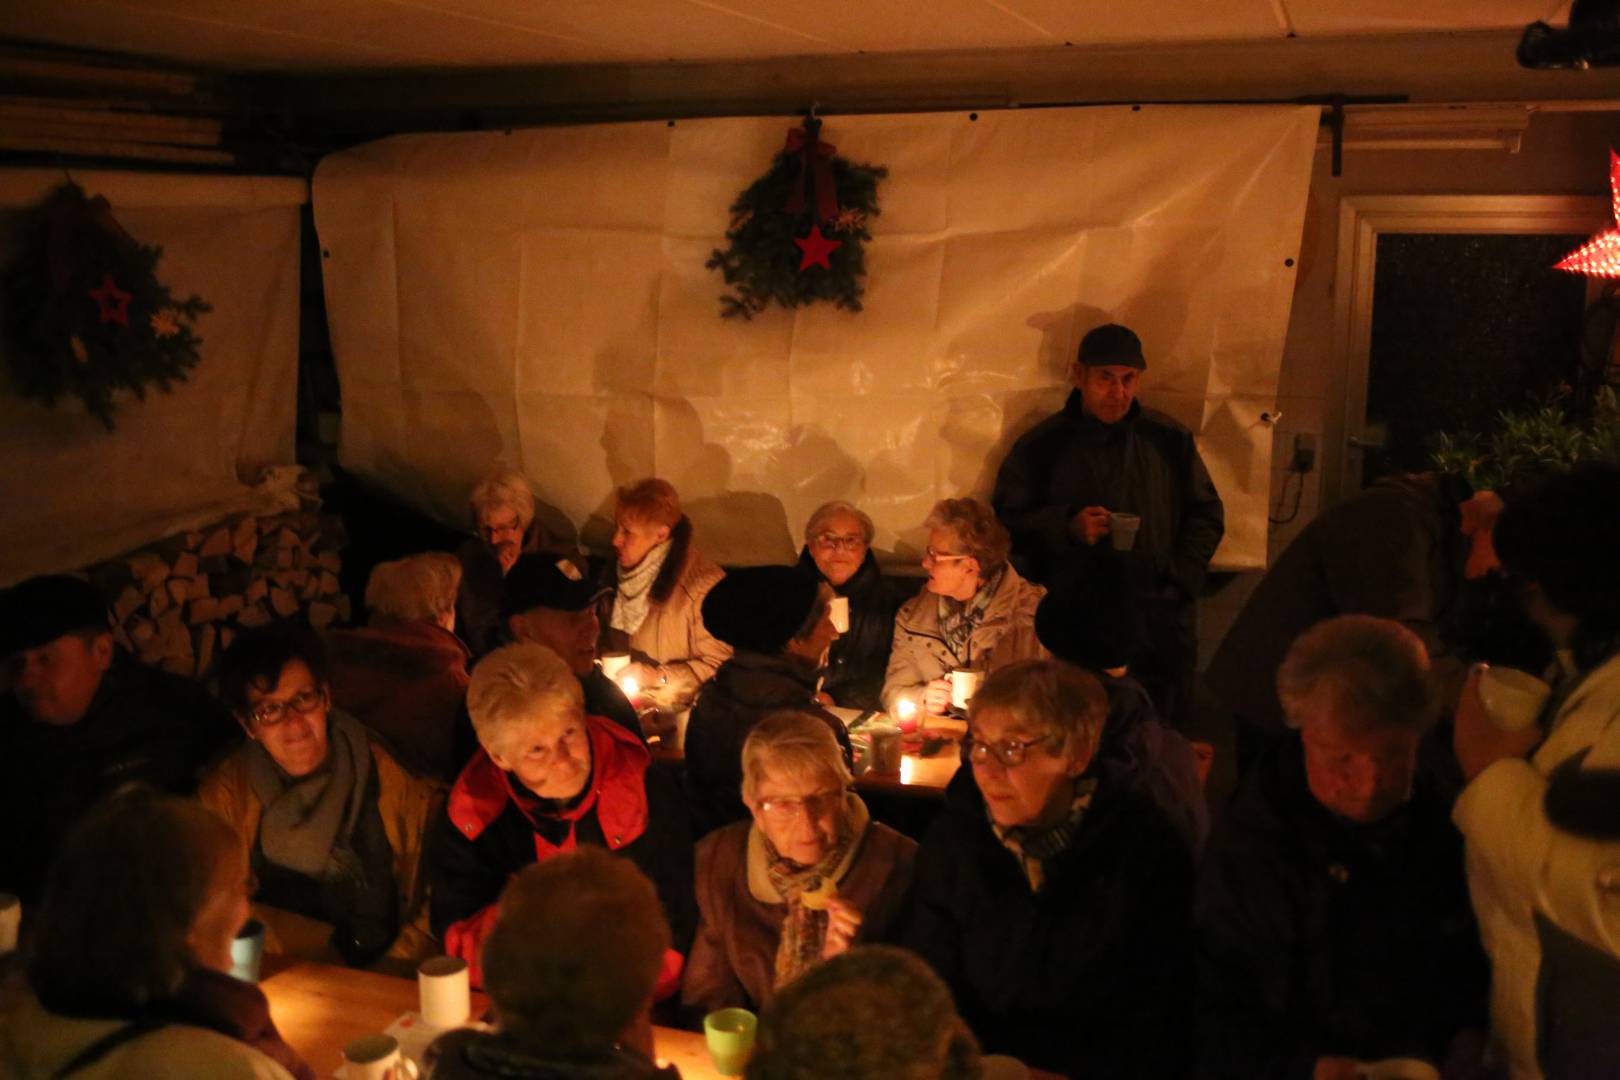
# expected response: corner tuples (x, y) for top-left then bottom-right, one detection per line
(504, 553), (642, 741)
(0, 574), (235, 901)
(427, 642), (695, 994)
(796, 500), (902, 713)
(1197, 615), (1488, 1079)
(993, 322), (1224, 728)
(684, 565), (851, 838)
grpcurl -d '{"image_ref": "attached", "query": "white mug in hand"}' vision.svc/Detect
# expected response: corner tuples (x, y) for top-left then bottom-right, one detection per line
(1475, 663), (1552, 732)
(950, 668), (984, 710)
(418, 955), (471, 1029)
(828, 596), (851, 634)
(342, 1034), (419, 1080)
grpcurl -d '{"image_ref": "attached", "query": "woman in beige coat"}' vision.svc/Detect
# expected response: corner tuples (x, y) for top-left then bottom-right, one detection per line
(598, 478), (732, 717)
(882, 498), (1046, 718)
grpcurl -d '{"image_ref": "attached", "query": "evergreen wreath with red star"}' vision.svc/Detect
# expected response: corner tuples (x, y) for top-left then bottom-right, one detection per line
(1, 183), (210, 429)
(706, 114), (886, 319)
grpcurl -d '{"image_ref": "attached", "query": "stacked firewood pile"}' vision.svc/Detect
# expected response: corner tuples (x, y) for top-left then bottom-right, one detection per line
(88, 503), (348, 679)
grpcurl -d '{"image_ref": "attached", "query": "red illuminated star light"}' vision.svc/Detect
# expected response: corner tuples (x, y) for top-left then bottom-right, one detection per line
(793, 224), (843, 272)
(1556, 149), (1620, 277)
(88, 274), (133, 327)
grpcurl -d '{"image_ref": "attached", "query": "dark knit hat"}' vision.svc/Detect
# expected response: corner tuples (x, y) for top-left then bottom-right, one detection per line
(1034, 567), (1137, 672)
(502, 554), (608, 617)
(701, 565), (823, 655)
(1077, 323), (1145, 370)
(0, 574), (109, 657)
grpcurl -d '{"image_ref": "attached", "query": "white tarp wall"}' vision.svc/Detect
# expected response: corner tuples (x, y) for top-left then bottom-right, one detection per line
(0, 170), (305, 586)
(314, 106), (1317, 570)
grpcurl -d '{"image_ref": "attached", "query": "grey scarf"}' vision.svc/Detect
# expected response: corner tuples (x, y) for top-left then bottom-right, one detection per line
(245, 708), (373, 880)
(610, 538), (672, 636)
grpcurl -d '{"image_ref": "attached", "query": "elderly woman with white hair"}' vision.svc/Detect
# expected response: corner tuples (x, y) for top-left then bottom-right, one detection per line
(905, 659), (1195, 1079)
(882, 497), (1046, 718)
(683, 711), (916, 1015)
(457, 468), (546, 657)
(796, 501), (901, 712)
(326, 552), (471, 780)
(426, 642), (695, 991)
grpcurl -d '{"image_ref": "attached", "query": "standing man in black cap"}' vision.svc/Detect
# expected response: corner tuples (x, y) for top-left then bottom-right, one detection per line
(503, 553), (643, 742)
(992, 323), (1225, 729)
(0, 574), (234, 901)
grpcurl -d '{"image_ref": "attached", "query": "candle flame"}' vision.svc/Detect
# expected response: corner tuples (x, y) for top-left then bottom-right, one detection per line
(620, 677), (639, 697)
(896, 698), (917, 720)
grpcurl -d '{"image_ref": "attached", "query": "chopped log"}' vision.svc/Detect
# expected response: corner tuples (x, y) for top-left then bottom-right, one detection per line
(232, 517), (257, 564)
(167, 579), (189, 604)
(186, 575), (209, 601)
(172, 552), (199, 579)
(218, 595), (244, 617)
(200, 528), (231, 558)
(301, 576), (321, 601)
(319, 571), (340, 596)
(128, 617), (156, 645)
(220, 627), (236, 652)
(269, 586), (299, 618)
(184, 531), (203, 549)
(317, 551), (342, 573)
(113, 586), (143, 624)
(274, 548), (293, 569)
(238, 602), (272, 628)
(336, 595), (352, 623)
(307, 601), (337, 629)
(277, 527), (300, 548)
(188, 596), (221, 624)
(195, 624), (216, 675)
(148, 587), (171, 617)
(129, 553), (169, 591)
(246, 579), (268, 604)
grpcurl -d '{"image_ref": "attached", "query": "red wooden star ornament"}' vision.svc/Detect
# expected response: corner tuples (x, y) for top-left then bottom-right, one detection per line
(794, 224), (843, 272)
(88, 273), (133, 327)
(1556, 149), (1620, 277)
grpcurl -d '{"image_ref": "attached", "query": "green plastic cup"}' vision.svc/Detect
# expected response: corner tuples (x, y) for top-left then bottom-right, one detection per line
(703, 1007), (757, 1076)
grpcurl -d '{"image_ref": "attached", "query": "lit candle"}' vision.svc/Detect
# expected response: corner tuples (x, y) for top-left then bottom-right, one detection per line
(894, 696), (918, 734)
(620, 676), (640, 698)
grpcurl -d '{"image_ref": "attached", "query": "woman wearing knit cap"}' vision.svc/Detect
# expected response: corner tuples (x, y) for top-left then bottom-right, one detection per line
(683, 711), (916, 1017)
(684, 565), (851, 838)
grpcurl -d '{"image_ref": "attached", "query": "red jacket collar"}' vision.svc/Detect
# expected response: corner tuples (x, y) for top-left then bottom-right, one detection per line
(448, 716), (651, 847)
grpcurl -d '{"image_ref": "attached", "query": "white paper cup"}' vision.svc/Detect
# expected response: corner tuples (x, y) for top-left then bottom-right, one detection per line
(418, 955), (471, 1030)
(1109, 511), (1142, 552)
(342, 1033), (419, 1080)
(950, 668), (984, 710)
(600, 652), (631, 680)
(868, 723), (903, 774)
(828, 596), (850, 634)
(229, 918), (265, 983)
(1476, 663), (1552, 733)
(0, 894), (19, 955)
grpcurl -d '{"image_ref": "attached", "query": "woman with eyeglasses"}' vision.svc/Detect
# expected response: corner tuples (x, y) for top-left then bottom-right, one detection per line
(198, 622), (438, 971)
(882, 498), (1046, 718)
(795, 501), (902, 713)
(682, 711), (916, 1017)
(904, 659), (1195, 1080)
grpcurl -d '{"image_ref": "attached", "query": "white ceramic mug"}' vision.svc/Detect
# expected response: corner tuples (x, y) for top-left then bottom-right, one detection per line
(342, 1034), (419, 1080)
(950, 668), (984, 710)
(828, 596), (851, 634)
(1476, 663), (1552, 732)
(417, 955), (471, 1029)
(600, 652), (631, 680)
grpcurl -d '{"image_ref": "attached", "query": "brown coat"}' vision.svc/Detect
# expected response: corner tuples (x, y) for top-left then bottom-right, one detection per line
(197, 737), (439, 966)
(599, 517), (733, 711)
(681, 800), (918, 1013)
(880, 564), (1048, 714)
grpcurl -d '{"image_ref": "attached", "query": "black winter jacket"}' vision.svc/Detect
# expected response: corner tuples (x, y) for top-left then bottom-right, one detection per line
(992, 391), (1224, 603)
(904, 766), (1196, 1079)
(1196, 739), (1489, 1079)
(796, 546), (902, 713)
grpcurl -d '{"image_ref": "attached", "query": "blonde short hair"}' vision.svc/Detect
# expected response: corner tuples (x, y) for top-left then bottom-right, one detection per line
(467, 642), (585, 760)
(924, 498), (1010, 578)
(741, 710), (853, 805)
(614, 478), (682, 529)
(364, 552), (462, 623)
(468, 468), (536, 531)
(804, 501), (875, 546)
(1276, 615), (1437, 735)
(968, 659), (1108, 764)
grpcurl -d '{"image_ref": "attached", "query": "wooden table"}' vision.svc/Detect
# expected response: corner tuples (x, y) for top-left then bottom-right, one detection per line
(831, 706), (966, 797)
(261, 960), (729, 1079)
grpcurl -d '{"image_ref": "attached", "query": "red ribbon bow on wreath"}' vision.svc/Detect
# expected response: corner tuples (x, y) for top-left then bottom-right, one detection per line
(784, 121), (840, 223)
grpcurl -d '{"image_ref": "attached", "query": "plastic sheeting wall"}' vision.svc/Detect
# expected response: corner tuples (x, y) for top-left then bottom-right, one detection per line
(0, 170), (305, 586)
(314, 106), (1317, 570)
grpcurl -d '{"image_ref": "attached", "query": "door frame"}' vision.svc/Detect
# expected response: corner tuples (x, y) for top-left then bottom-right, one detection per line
(1327, 194), (1611, 502)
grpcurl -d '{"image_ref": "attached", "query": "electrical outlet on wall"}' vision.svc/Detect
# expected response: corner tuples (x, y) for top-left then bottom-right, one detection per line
(1291, 433), (1317, 473)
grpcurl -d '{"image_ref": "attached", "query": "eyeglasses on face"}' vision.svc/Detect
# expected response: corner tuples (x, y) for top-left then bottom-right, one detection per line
(245, 687), (324, 728)
(757, 789), (845, 819)
(963, 731), (1060, 768)
(923, 547), (971, 564)
(812, 532), (867, 553)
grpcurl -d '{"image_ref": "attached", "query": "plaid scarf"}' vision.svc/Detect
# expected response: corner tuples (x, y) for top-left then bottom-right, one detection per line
(760, 796), (864, 988)
(990, 777), (1097, 892)
(936, 567), (1004, 663)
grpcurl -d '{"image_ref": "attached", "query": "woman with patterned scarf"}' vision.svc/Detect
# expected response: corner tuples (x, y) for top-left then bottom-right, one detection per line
(904, 659), (1195, 1080)
(882, 497), (1046, 719)
(682, 711), (916, 1016)
(597, 478), (732, 731)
